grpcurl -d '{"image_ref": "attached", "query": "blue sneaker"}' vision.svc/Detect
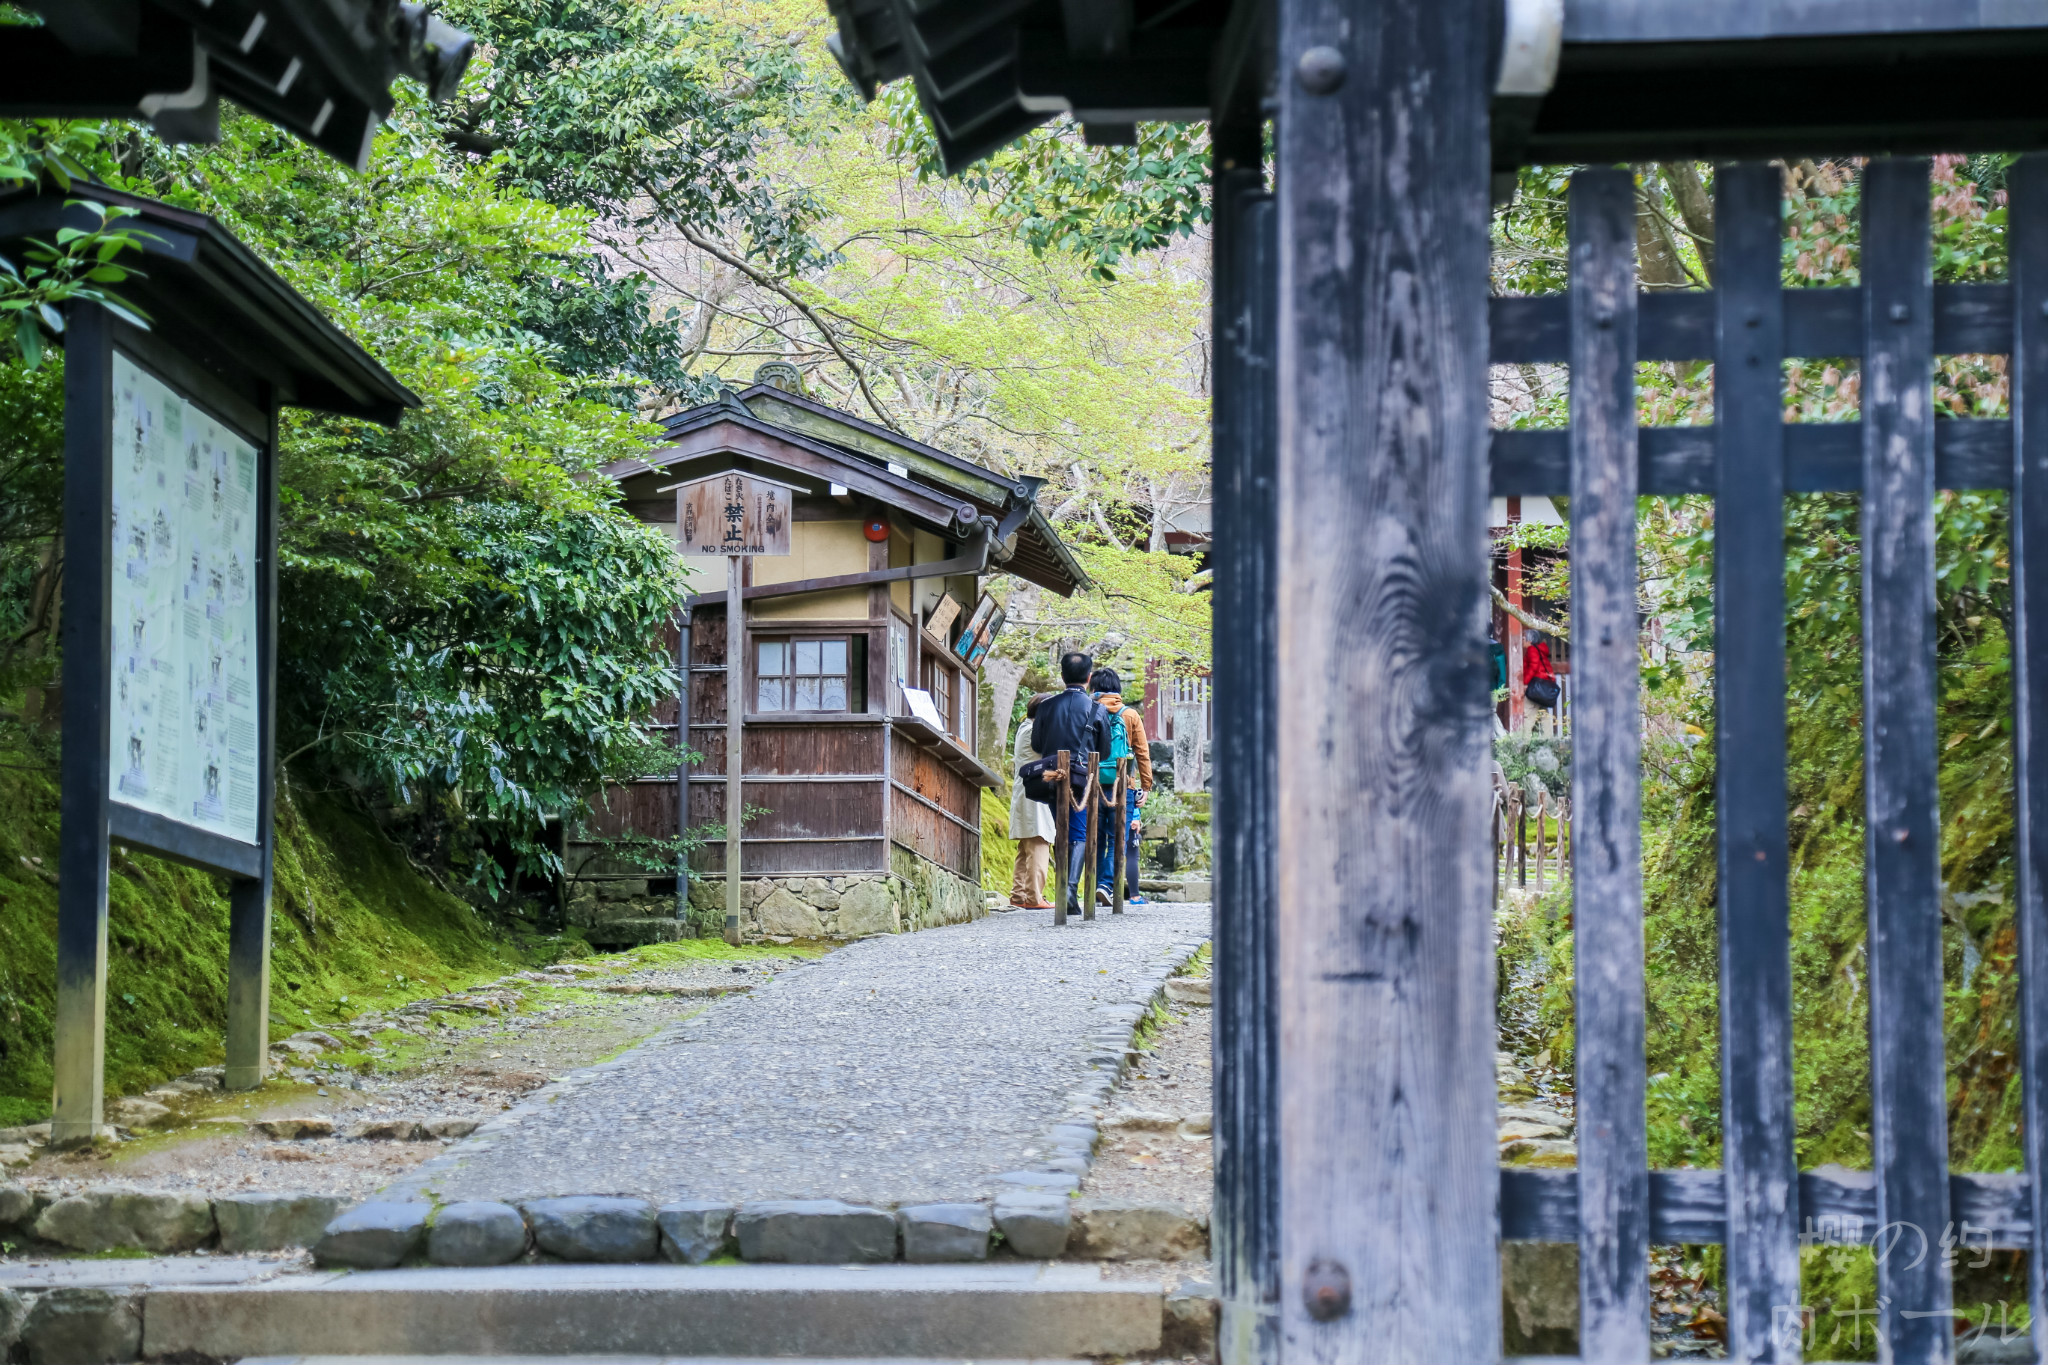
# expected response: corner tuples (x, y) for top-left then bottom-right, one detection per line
(1127, 895), (1149, 905)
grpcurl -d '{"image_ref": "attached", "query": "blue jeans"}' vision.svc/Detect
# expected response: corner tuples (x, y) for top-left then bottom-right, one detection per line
(1066, 804), (1091, 896)
(1098, 791), (1138, 895)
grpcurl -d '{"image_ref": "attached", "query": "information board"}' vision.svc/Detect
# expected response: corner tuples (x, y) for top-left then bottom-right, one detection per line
(107, 351), (261, 846)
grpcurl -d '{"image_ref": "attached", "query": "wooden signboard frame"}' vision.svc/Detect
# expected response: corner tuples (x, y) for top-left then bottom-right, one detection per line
(666, 471), (795, 945)
(55, 306), (279, 1144)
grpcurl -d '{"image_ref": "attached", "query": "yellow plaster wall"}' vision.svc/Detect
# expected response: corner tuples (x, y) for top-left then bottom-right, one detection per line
(752, 519), (871, 621)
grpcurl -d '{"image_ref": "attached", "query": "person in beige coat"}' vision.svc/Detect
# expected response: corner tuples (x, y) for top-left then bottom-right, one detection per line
(1008, 693), (1058, 908)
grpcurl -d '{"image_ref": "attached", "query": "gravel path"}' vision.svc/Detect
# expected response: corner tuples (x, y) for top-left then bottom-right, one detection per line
(386, 906), (1210, 1208)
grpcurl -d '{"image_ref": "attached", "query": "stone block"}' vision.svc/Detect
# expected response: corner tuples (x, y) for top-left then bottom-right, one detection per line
(0, 1181), (31, 1228)
(1163, 1279), (1219, 1360)
(1502, 1241), (1578, 1355)
(349, 1119), (428, 1141)
(253, 1116), (334, 1140)
(429, 1202), (528, 1266)
(899, 1203), (990, 1263)
(657, 1201), (734, 1264)
(735, 1199), (897, 1263)
(0, 1286), (24, 1352)
(426, 1116), (480, 1139)
(756, 888), (825, 938)
(214, 1192), (345, 1252)
(992, 1193), (1070, 1259)
(1498, 1117), (1568, 1142)
(835, 879), (900, 936)
(801, 878), (842, 909)
(36, 1188), (215, 1253)
(20, 1288), (141, 1364)
(312, 1202), (430, 1269)
(0, 1144), (32, 1169)
(525, 1197), (659, 1262)
(1163, 977), (1211, 1006)
(105, 1097), (172, 1129)
(1070, 1200), (1208, 1261)
(596, 879), (646, 902)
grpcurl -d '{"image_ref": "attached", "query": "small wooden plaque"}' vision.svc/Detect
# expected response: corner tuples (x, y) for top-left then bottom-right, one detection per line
(673, 472), (793, 556)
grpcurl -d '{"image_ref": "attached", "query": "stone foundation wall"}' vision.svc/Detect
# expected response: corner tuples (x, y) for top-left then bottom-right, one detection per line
(569, 848), (984, 944)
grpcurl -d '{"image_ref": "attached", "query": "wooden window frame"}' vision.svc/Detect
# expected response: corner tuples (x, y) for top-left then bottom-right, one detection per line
(753, 633), (865, 714)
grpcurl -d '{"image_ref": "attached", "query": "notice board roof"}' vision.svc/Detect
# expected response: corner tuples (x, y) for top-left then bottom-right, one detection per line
(0, 185), (418, 426)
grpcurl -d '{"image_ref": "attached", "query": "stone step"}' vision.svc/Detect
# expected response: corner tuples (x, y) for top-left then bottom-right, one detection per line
(139, 1263), (1162, 1360)
(240, 1357), (1087, 1364)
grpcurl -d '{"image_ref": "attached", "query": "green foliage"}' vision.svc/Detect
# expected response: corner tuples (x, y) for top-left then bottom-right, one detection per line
(883, 87), (1211, 281)
(1496, 730), (1569, 801)
(291, 503), (690, 893)
(0, 123), (154, 367)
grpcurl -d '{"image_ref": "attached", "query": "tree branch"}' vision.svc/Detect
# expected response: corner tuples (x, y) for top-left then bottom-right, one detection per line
(1493, 584), (1568, 640)
(669, 217), (906, 434)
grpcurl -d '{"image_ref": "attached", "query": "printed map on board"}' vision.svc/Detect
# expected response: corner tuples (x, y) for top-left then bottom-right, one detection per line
(108, 352), (261, 846)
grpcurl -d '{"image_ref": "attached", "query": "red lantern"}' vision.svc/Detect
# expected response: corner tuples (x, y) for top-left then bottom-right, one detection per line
(863, 516), (890, 543)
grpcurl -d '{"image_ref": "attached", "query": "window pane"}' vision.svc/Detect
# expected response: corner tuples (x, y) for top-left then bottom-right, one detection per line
(820, 677), (846, 711)
(821, 640), (847, 675)
(757, 678), (784, 711)
(759, 641), (787, 677)
(795, 677), (821, 710)
(794, 640), (820, 675)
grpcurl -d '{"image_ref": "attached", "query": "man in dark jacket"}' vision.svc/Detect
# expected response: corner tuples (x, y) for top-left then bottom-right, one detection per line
(1032, 650), (1115, 916)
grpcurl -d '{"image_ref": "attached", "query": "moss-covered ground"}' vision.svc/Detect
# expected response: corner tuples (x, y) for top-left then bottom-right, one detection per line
(0, 715), (574, 1127)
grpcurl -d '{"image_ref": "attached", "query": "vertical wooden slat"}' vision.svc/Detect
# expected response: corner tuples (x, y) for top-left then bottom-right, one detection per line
(725, 555), (744, 945)
(1860, 156), (1953, 1365)
(2007, 152), (2048, 1365)
(51, 301), (114, 1146)
(1275, 0), (1500, 1355)
(1212, 156), (1280, 1365)
(1567, 165), (1649, 1362)
(1712, 160), (1803, 1364)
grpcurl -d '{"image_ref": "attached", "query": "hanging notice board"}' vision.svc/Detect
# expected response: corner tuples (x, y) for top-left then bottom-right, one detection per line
(671, 471), (794, 556)
(108, 352), (263, 848)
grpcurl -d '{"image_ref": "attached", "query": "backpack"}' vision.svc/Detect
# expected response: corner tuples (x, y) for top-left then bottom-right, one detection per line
(1097, 704), (1133, 786)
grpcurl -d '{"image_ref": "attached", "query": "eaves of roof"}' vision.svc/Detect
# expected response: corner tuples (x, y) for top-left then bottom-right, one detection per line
(0, 184), (417, 425)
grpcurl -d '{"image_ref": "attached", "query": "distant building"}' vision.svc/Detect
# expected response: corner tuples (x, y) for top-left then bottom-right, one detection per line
(570, 377), (1087, 943)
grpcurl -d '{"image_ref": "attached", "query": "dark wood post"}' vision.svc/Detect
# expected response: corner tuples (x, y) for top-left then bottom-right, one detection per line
(1860, 156), (1953, 1365)
(1053, 750), (1072, 926)
(1713, 160), (1802, 1362)
(225, 394), (282, 1092)
(1275, 0), (1499, 1353)
(1210, 125), (1280, 1365)
(52, 301), (114, 1146)
(1081, 752), (1099, 921)
(1566, 166), (1648, 1361)
(676, 602), (692, 918)
(2011, 151), (2048, 1365)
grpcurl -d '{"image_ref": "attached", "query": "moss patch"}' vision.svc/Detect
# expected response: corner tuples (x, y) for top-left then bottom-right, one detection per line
(0, 718), (553, 1126)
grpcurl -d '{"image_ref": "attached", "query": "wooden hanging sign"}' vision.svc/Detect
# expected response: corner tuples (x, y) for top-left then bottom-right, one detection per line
(666, 471), (797, 556)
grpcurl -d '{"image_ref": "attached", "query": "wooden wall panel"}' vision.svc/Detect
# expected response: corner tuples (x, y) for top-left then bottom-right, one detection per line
(584, 779), (678, 840)
(893, 735), (980, 823)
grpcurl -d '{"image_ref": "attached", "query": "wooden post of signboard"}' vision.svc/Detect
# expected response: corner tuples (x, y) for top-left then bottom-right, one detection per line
(52, 303), (114, 1147)
(666, 468), (795, 947)
(725, 553), (743, 945)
